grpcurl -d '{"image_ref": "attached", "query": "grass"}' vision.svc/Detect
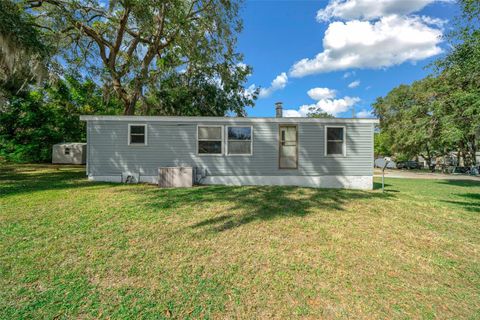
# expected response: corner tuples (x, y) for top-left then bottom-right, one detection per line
(0, 164), (479, 319)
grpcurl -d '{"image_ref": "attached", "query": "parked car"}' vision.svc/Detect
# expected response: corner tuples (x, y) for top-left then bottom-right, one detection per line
(452, 166), (480, 176)
(396, 161), (421, 170)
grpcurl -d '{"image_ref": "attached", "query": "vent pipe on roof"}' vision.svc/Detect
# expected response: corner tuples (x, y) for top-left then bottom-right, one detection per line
(275, 102), (283, 118)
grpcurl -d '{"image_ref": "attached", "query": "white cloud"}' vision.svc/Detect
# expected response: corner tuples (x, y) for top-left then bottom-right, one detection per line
(283, 109), (303, 117)
(343, 71), (355, 78)
(317, 0), (446, 21)
(284, 86), (360, 117)
(356, 109), (374, 118)
(307, 87), (337, 100)
(348, 80), (360, 88)
(289, 15), (443, 77)
(419, 15), (448, 27)
(259, 72), (288, 98)
(283, 105), (313, 117)
(284, 97), (360, 117)
(315, 96), (361, 115)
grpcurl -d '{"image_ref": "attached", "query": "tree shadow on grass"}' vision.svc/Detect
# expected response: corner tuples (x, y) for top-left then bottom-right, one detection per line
(437, 179), (480, 187)
(0, 165), (106, 197)
(436, 180), (480, 213)
(125, 185), (395, 233)
(373, 182), (400, 193)
(442, 193), (480, 213)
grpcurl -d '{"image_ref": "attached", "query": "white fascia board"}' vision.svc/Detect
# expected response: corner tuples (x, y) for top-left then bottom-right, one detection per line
(79, 115), (379, 124)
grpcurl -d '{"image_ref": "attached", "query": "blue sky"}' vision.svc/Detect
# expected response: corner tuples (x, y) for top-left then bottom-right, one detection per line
(237, 0), (459, 118)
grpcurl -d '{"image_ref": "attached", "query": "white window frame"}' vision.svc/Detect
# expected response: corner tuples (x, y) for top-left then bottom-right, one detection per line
(226, 126), (253, 156)
(324, 125), (346, 157)
(128, 124), (148, 146)
(197, 125), (224, 156)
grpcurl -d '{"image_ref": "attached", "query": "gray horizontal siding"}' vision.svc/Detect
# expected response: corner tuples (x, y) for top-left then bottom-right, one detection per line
(87, 120), (374, 177)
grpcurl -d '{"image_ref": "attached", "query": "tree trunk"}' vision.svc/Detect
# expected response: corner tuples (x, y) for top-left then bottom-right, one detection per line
(472, 145), (477, 166)
(123, 95), (138, 115)
(111, 77), (137, 115)
(469, 135), (477, 166)
(424, 144), (434, 172)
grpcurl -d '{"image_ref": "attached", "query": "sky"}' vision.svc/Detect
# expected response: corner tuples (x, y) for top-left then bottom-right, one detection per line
(237, 0), (459, 118)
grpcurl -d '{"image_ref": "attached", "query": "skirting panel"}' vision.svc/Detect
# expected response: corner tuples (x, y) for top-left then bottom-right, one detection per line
(88, 175), (373, 190)
(201, 175), (373, 190)
(88, 175), (159, 184)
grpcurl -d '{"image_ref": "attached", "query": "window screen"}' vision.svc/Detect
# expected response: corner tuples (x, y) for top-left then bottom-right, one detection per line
(64, 147), (70, 155)
(129, 125), (146, 145)
(227, 127), (252, 155)
(326, 127), (344, 155)
(198, 126), (222, 154)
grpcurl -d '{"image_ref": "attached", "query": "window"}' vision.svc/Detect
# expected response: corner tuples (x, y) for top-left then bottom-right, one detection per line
(128, 124), (147, 145)
(279, 125), (298, 169)
(198, 126), (223, 154)
(227, 126), (252, 155)
(325, 126), (345, 156)
(64, 147), (70, 155)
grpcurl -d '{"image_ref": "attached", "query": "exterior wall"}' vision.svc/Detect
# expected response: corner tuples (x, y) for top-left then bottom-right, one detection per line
(85, 119), (374, 189)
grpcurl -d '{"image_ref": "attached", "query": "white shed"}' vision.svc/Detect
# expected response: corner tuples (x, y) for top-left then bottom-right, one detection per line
(374, 157), (396, 169)
(52, 143), (86, 164)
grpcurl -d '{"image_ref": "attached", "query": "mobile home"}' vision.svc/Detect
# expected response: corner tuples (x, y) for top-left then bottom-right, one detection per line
(80, 106), (378, 189)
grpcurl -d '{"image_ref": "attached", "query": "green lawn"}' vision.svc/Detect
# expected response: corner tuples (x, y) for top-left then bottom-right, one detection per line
(1, 165), (479, 319)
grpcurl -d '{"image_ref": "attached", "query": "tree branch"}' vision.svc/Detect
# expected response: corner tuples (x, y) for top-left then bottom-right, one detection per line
(118, 37), (140, 77)
(109, 7), (131, 71)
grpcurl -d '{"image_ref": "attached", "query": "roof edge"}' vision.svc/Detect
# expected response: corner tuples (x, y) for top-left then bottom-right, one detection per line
(80, 115), (379, 124)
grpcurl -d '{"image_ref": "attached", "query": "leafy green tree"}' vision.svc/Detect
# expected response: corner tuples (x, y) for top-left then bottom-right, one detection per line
(143, 63), (256, 116)
(0, 0), (49, 94)
(306, 108), (335, 119)
(371, 0), (480, 168)
(0, 75), (121, 162)
(374, 130), (392, 157)
(454, 0), (479, 34)
(0, 90), (61, 162)
(373, 78), (442, 169)
(432, 0), (480, 165)
(27, 0), (255, 115)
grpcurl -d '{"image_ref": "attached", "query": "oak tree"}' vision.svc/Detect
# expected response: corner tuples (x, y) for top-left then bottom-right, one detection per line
(27, 0), (254, 115)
